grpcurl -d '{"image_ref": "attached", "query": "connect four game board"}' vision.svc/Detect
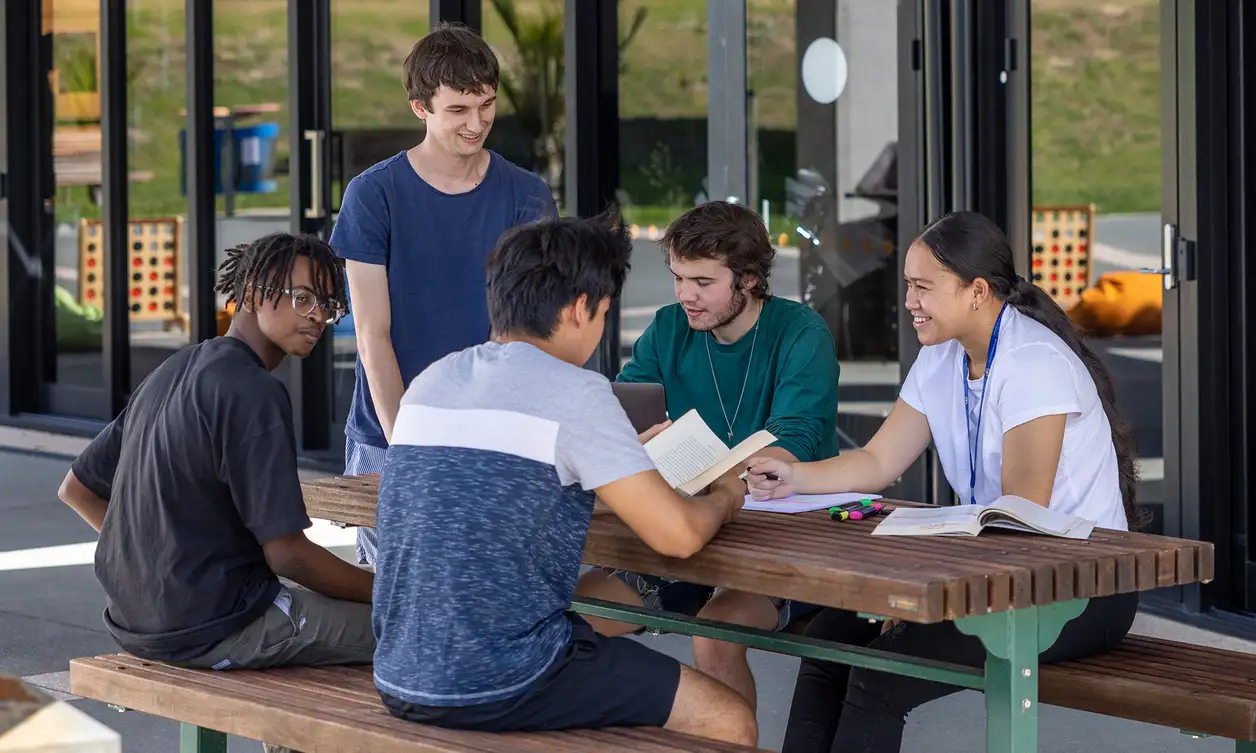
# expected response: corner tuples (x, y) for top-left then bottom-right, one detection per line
(1030, 204), (1095, 309)
(78, 216), (186, 327)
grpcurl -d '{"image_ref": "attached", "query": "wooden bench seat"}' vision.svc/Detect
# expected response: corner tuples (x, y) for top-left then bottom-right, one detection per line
(68, 654), (766, 752)
(1040, 634), (1256, 746)
(71, 632), (1256, 750)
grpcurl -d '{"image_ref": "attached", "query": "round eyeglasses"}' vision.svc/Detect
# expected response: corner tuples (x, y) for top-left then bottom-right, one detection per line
(269, 286), (346, 324)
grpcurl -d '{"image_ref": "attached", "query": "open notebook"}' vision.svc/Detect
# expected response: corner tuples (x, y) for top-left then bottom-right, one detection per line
(743, 493), (883, 514)
(643, 410), (776, 497)
(870, 495), (1096, 539)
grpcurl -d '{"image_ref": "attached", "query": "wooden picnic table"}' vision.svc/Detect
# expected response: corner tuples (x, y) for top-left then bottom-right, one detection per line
(301, 473), (1215, 752)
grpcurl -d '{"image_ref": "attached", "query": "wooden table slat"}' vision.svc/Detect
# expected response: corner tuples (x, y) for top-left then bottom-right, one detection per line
(302, 475), (1214, 622)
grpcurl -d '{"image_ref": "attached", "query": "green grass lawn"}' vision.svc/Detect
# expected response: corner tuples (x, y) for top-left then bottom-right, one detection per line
(1030, 0), (1161, 214)
(51, 0), (1161, 225)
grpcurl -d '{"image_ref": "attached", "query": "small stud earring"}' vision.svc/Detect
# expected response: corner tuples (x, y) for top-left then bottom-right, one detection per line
(972, 301), (978, 311)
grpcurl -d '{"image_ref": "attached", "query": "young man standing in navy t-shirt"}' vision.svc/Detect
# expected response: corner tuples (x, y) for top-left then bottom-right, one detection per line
(330, 22), (556, 564)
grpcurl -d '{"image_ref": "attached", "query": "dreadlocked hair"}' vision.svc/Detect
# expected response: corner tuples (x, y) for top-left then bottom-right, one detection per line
(214, 232), (347, 314)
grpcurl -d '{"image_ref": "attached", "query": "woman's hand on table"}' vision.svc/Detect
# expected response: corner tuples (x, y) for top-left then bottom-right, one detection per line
(745, 457), (795, 500)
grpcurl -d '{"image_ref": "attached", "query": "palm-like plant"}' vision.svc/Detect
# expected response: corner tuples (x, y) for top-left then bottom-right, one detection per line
(489, 0), (648, 191)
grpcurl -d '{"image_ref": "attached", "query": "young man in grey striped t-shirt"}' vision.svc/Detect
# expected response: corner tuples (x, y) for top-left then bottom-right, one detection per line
(370, 214), (757, 746)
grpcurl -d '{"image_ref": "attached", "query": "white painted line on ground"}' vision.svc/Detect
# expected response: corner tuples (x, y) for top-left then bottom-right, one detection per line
(1090, 241), (1158, 271)
(0, 522), (356, 573)
(0, 426), (89, 457)
(1108, 347), (1163, 364)
(0, 542), (95, 572)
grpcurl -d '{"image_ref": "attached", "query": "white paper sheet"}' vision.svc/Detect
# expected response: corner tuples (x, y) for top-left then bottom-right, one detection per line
(742, 492), (883, 514)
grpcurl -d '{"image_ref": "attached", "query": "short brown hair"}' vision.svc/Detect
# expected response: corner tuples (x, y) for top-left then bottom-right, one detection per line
(402, 22), (499, 108)
(661, 202), (774, 298)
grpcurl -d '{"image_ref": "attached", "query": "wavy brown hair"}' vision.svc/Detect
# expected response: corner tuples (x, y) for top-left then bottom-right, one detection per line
(402, 22), (499, 108)
(660, 201), (775, 298)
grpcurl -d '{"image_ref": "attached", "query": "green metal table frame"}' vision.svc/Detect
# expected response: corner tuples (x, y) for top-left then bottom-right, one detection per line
(169, 594), (1256, 752)
(573, 596), (1084, 753)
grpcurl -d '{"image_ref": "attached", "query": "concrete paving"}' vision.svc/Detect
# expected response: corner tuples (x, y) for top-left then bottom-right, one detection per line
(1, 448), (1246, 751)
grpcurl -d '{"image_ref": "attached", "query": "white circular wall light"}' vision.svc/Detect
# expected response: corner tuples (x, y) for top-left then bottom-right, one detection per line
(801, 37), (848, 104)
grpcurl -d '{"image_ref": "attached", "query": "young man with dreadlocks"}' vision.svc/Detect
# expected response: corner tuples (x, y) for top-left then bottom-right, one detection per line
(58, 232), (376, 675)
(331, 23), (556, 566)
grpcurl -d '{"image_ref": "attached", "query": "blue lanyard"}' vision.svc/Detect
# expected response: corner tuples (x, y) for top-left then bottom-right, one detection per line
(962, 302), (1008, 505)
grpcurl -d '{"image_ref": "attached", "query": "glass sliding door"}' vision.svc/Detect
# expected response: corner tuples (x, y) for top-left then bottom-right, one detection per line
(21, 0), (113, 421)
(1156, 0), (1254, 617)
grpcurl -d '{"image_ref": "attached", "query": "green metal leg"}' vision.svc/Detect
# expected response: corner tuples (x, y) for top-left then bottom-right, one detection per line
(180, 723), (227, 753)
(955, 599), (1089, 753)
(573, 597), (984, 688)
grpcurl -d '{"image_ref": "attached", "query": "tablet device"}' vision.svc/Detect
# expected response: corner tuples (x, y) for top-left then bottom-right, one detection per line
(611, 382), (668, 434)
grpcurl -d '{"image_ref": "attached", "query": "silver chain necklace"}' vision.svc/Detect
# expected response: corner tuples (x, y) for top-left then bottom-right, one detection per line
(705, 306), (761, 442)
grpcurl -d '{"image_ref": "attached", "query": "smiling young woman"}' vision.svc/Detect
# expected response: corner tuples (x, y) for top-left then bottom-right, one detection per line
(744, 211), (1143, 753)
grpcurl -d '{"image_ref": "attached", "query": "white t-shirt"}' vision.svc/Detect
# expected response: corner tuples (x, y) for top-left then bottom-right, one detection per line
(899, 306), (1128, 530)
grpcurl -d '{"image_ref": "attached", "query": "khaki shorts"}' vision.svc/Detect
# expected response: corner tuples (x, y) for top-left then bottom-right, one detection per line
(171, 582), (375, 671)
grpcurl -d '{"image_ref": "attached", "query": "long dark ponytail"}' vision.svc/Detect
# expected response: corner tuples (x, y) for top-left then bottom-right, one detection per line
(917, 211), (1144, 529)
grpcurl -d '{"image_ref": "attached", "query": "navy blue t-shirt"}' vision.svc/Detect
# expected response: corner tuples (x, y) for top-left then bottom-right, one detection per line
(330, 149), (557, 449)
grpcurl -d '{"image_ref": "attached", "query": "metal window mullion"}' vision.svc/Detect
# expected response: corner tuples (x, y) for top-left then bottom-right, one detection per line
(186, 0), (217, 344)
(101, 0), (131, 414)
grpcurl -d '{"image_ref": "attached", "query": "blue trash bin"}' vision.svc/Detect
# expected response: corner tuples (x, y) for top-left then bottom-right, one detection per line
(179, 121), (280, 195)
(231, 122), (280, 193)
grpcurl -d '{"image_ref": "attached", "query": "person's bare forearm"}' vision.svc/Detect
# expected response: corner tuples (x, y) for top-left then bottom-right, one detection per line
(272, 542), (374, 603)
(66, 496), (107, 533)
(359, 333), (404, 443)
(793, 449), (893, 495)
(681, 485), (740, 550)
(58, 473), (108, 533)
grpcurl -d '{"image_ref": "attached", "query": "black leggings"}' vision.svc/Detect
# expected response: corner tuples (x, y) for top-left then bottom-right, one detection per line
(781, 592), (1139, 753)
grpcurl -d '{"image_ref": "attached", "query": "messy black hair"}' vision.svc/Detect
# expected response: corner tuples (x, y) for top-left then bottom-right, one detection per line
(214, 232), (346, 314)
(486, 210), (632, 339)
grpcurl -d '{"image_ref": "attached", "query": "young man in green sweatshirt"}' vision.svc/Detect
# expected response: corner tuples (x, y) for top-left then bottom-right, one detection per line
(575, 200), (840, 711)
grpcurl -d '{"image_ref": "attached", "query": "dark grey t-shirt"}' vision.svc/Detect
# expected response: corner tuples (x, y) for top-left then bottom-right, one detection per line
(72, 336), (311, 661)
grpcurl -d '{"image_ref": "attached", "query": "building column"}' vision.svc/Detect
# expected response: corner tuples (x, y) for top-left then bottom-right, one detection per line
(431, 0), (481, 31)
(708, 1), (748, 205)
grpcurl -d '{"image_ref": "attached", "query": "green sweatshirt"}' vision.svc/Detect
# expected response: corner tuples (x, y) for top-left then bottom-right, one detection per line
(617, 296), (840, 462)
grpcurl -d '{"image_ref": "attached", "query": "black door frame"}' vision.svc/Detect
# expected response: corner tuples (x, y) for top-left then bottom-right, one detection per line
(2, 0), (113, 427)
(287, 0), (335, 453)
(897, 0), (1030, 505)
(285, 0), (491, 456)
(0, 0), (10, 420)
(565, 0), (620, 378)
(1155, 0), (1253, 619)
(1229, 0), (1256, 617)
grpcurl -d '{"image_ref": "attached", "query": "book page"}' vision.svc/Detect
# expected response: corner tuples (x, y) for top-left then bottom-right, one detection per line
(677, 429), (777, 497)
(982, 495), (1096, 539)
(870, 506), (984, 536)
(643, 410), (729, 489)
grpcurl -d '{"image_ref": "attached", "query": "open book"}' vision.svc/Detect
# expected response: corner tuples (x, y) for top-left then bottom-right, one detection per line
(870, 495), (1096, 539)
(644, 410), (776, 497)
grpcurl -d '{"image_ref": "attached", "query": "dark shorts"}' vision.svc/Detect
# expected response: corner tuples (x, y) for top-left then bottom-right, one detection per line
(379, 614), (682, 732)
